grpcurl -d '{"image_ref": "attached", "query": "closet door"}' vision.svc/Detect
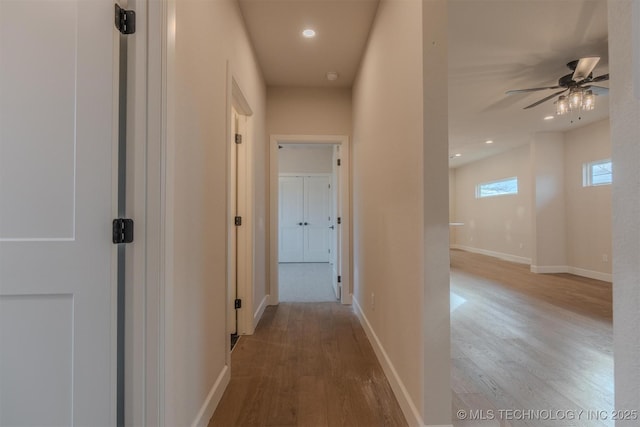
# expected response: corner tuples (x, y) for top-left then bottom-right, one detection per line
(303, 176), (330, 262)
(279, 177), (304, 262)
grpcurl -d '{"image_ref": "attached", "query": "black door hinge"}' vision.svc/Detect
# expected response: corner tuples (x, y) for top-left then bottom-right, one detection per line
(338, 275), (342, 283)
(113, 218), (134, 244)
(115, 4), (136, 34)
(235, 134), (242, 144)
(235, 299), (242, 309)
(234, 216), (242, 226)
(337, 217), (342, 224)
(337, 159), (341, 166)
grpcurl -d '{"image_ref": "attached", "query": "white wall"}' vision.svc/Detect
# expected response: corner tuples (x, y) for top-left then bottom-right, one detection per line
(267, 86), (352, 136)
(609, 0), (640, 421)
(169, 0), (266, 425)
(452, 145), (532, 263)
(564, 119), (612, 277)
(352, 0), (450, 425)
(278, 145), (333, 174)
(530, 132), (567, 271)
(451, 119), (612, 280)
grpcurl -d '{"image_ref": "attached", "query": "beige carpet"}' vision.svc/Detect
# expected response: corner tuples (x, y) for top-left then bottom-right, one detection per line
(279, 263), (338, 302)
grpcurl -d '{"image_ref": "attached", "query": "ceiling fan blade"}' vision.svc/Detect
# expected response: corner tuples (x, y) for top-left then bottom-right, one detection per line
(585, 85), (609, 95)
(523, 89), (568, 110)
(590, 73), (609, 83)
(506, 86), (561, 95)
(572, 57), (600, 81)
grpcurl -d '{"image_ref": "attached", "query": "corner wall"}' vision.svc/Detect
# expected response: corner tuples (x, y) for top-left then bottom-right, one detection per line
(609, 0), (640, 422)
(352, 0), (450, 424)
(564, 119), (612, 278)
(169, 0), (266, 425)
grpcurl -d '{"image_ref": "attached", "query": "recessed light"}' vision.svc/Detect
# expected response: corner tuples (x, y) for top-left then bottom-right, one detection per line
(302, 29), (316, 38)
(485, 140), (494, 144)
(455, 153), (462, 157)
(544, 115), (555, 120)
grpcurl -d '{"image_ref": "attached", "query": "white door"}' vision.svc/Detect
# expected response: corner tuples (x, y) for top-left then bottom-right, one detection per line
(278, 176), (330, 263)
(279, 177), (304, 262)
(303, 176), (330, 262)
(0, 1), (118, 425)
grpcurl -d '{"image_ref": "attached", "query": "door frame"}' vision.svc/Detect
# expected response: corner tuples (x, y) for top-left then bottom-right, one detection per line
(269, 135), (351, 305)
(227, 80), (254, 341)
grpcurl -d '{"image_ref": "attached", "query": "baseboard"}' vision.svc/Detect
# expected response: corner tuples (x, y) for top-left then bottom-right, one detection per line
(254, 294), (269, 329)
(190, 365), (230, 427)
(352, 298), (424, 427)
(452, 244), (531, 265)
(530, 265), (569, 274)
(568, 266), (612, 283)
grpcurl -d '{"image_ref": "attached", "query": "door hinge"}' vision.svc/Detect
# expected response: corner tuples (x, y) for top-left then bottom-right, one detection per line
(337, 158), (341, 166)
(338, 275), (342, 283)
(112, 218), (134, 244)
(235, 134), (242, 144)
(234, 299), (242, 309)
(115, 4), (136, 35)
(337, 217), (342, 224)
(234, 216), (242, 226)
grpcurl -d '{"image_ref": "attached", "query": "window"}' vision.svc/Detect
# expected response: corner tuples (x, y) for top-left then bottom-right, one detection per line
(583, 159), (612, 187)
(476, 177), (518, 198)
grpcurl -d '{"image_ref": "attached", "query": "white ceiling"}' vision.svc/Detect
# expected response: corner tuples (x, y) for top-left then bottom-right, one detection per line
(238, 0), (379, 88)
(238, 0), (610, 167)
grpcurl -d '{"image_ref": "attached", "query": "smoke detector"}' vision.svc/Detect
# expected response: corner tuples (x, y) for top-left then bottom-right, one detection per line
(326, 71), (339, 81)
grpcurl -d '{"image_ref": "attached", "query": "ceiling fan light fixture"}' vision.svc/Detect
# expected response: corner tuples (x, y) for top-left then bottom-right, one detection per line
(556, 95), (569, 115)
(568, 89), (584, 111)
(582, 90), (595, 111)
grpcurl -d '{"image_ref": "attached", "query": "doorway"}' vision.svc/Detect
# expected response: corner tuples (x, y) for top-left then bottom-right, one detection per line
(269, 135), (351, 305)
(227, 79), (254, 349)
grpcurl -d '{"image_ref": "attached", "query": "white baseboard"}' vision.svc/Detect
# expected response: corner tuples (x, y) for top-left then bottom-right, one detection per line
(530, 265), (569, 274)
(352, 298), (424, 427)
(254, 294), (269, 329)
(452, 244), (531, 265)
(190, 365), (230, 427)
(568, 266), (612, 283)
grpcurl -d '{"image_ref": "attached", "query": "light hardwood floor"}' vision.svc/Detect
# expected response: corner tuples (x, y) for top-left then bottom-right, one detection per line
(209, 302), (408, 427)
(451, 249), (613, 427)
(210, 250), (613, 427)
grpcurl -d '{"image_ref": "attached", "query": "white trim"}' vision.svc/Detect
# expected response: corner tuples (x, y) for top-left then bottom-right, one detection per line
(161, 0), (176, 424)
(269, 134), (352, 305)
(451, 244), (531, 265)
(227, 76), (255, 337)
(253, 294), (269, 330)
(352, 298), (422, 427)
(189, 366), (230, 427)
(568, 266), (612, 283)
(530, 265), (569, 274)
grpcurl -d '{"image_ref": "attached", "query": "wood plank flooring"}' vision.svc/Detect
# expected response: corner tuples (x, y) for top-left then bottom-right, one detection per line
(451, 249), (614, 427)
(209, 302), (408, 427)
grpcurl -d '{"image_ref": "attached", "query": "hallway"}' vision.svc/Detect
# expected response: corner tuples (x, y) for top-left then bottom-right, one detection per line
(209, 302), (407, 426)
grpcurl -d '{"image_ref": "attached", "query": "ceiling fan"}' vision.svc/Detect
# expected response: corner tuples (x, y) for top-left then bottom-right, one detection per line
(506, 56), (609, 112)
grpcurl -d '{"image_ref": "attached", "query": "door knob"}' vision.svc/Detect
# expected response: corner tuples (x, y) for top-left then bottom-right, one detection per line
(304, 222), (309, 225)
(298, 222), (303, 226)
(329, 225), (335, 230)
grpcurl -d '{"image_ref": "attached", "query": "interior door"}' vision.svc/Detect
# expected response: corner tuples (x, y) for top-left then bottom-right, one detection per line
(303, 176), (330, 262)
(0, 1), (118, 425)
(330, 146), (340, 298)
(279, 177), (304, 262)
